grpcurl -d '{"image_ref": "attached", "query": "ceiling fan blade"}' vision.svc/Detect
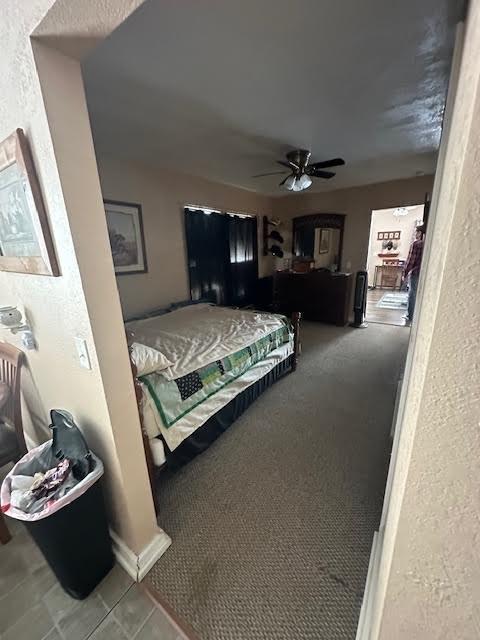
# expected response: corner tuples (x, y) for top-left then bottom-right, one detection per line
(308, 158), (346, 170)
(309, 169), (336, 179)
(252, 171), (289, 178)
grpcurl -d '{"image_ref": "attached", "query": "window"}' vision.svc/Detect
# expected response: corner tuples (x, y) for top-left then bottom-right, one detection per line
(184, 207), (258, 306)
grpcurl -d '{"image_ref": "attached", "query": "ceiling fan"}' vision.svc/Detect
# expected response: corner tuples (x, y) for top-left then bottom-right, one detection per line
(253, 149), (345, 191)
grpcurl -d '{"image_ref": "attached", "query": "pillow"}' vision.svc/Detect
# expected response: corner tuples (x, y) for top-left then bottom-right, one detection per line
(168, 298), (212, 311)
(124, 306), (169, 323)
(130, 342), (173, 376)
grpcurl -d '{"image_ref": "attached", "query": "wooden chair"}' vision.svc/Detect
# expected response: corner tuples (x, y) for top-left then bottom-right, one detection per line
(0, 342), (26, 544)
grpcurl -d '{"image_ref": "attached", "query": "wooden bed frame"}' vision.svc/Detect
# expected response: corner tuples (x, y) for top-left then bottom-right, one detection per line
(127, 311), (301, 512)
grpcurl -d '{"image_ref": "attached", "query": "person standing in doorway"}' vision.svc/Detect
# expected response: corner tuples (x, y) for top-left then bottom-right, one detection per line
(403, 224), (425, 325)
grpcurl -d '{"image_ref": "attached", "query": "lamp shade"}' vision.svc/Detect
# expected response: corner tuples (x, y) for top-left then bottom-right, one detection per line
(283, 175), (296, 191)
(297, 174), (312, 190)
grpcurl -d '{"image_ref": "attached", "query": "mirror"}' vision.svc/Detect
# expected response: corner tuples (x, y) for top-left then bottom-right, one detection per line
(292, 213), (345, 271)
(314, 227), (341, 270)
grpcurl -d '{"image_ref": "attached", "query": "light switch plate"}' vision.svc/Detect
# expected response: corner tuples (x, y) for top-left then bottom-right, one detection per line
(74, 337), (92, 370)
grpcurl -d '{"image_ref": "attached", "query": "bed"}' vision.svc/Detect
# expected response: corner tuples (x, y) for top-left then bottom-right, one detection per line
(126, 303), (300, 493)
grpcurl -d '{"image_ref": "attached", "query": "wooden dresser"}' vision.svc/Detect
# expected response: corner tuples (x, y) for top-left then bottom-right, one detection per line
(257, 270), (353, 326)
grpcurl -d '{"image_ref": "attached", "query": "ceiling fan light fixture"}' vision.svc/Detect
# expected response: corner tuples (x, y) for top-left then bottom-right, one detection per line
(297, 174), (312, 190)
(254, 150), (346, 190)
(283, 175), (296, 191)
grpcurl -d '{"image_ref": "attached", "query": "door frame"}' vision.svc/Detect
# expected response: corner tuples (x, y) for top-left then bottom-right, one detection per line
(355, 20), (465, 640)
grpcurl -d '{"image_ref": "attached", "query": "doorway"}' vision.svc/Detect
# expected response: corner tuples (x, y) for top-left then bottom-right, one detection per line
(366, 205), (424, 326)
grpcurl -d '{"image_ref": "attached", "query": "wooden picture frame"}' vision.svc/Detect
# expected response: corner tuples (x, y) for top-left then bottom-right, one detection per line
(0, 129), (59, 276)
(104, 199), (147, 275)
(377, 230), (400, 241)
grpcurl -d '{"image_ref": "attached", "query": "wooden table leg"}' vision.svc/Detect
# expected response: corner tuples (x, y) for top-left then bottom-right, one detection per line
(0, 511), (11, 544)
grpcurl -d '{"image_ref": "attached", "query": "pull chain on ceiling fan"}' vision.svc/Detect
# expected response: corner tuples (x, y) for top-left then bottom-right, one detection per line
(253, 149), (345, 191)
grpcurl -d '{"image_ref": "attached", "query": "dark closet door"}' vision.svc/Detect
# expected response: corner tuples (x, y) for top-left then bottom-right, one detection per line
(185, 209), (230, 305)
(228, 215), (258, 307)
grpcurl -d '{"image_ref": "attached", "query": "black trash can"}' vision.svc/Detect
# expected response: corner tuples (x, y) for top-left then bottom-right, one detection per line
(1, 411), (114, 600)
(23, 474), (114, 599)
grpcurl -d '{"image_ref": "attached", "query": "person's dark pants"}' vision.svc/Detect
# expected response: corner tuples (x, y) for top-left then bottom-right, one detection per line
(408, 272), (419, 320)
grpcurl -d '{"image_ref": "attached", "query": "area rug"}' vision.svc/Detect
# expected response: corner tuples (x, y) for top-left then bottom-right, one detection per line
(376, 291), (408, 310)
(145, 322), (409, 640)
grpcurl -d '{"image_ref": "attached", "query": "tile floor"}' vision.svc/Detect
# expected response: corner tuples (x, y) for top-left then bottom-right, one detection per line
(0, 515), (186, 640)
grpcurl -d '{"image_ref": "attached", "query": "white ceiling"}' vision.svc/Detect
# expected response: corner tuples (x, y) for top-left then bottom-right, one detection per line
(83, 0), (461, 195)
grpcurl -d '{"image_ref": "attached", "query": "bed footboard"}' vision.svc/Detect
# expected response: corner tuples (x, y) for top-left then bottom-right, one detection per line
(291, 311), (301, 371)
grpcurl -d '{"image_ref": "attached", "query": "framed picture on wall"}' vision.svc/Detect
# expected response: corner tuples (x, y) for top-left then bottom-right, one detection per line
(378, 230), (401, 241)
(319, 228), (330, 254)
(0, 129), (59, 276)
(104, 199), (147, 275)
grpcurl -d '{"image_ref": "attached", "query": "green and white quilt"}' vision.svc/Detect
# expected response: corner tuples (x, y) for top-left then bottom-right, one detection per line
(140, 321), (291, 427)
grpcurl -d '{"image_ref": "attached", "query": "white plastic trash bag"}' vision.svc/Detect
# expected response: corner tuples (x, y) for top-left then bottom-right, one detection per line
(1, 440), (104, 522)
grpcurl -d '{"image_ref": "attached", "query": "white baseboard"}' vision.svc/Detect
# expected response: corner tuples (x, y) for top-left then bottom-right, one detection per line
(356, 530), (381, 640)
(390, 378), (403, 439)
(111, 528), (172, 582)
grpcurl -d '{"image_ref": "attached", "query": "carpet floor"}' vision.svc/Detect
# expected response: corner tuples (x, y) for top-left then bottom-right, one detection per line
(146, 322), (409, 640)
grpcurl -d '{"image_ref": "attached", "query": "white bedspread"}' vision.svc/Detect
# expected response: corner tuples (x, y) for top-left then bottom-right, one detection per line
(127, 304), (288, 381)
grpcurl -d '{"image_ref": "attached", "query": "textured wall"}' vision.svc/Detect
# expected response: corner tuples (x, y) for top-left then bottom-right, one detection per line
(273, 175), (434, 274)
(375, 7), (480, 638)
(0, 0), (158, 554)
(97, 156), (433, 318)
(97, 155), (275, 318)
